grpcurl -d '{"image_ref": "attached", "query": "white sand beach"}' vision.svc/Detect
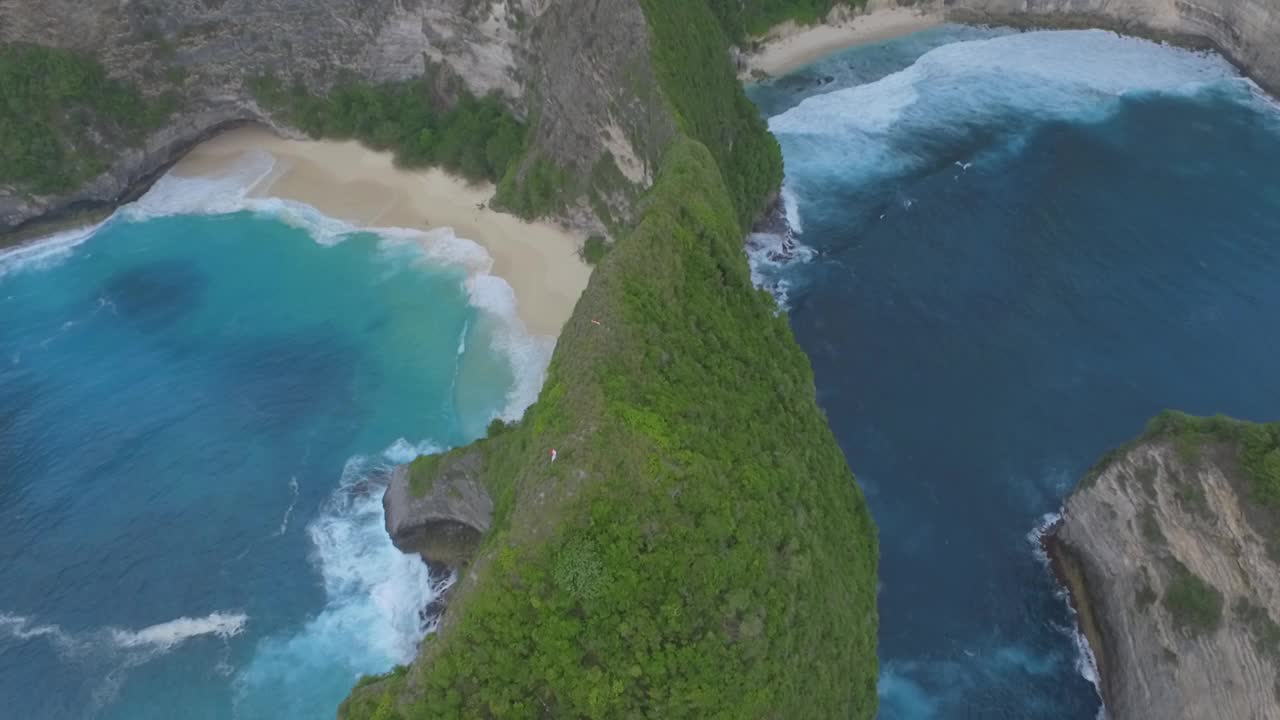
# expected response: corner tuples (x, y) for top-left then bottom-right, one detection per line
(173, 125), (591, 338)
(740, 5), (943, 79)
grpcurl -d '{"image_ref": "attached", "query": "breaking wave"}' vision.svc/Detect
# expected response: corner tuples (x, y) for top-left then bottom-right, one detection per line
(0, 610), (247, 710)
(232, 441), (449, 718)
(769, 29), (1243, 202)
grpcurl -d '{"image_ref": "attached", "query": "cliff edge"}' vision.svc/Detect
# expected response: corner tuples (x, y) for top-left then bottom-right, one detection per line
(1049, 412), (1280, 720)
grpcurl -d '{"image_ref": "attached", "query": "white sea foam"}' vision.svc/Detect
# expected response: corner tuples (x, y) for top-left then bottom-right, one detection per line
(233, 445), (444, 717)
(780, 183), (804, 235)
(0, 609), (247, 654)
(382, 437), (443, 465)
(755, 29), (1246, 317)
(0, 609), (248, 709)
(110, 612), (248, 651)
(771, 30), (1237, 138)
(1027, 510), (1106, 710)
(769, 29), (1241, 191)
(465, 273), (555, 421)
(0, 222), (103, 279)
(745, 231), (816, 311)
(275, 477), (301, 536)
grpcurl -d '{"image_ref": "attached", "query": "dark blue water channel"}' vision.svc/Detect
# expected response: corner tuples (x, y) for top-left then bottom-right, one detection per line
(750, 26), (1280, 718)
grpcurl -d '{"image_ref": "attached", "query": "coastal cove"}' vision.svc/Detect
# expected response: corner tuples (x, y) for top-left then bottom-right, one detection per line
(0, 115), (597, 716)
(751, 23), (1280, 718)
(4, 0), (1280, 718)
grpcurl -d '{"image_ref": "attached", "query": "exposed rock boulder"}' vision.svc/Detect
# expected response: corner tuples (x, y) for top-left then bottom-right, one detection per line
(1049, 414), (1280, 720)
(383, 450), (493, 567)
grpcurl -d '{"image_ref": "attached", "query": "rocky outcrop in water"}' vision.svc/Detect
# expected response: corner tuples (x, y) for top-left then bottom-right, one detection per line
(1049, 415), (1280, 720)
(0, 0), (669, 235)
(383, 450), (493, 567)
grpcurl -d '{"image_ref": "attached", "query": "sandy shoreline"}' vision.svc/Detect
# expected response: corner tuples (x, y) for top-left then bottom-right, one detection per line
(740, 5), (943, 79)
(172, 126), (591, 338)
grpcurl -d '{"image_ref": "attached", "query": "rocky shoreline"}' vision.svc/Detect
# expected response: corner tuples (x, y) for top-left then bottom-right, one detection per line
(1045, 414), (1280, 720)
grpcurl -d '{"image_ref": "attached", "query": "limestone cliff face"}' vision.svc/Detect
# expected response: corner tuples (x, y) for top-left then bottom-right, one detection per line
(1050, 438), (1280, 720)
(0, 0), (668, 234)
(942, 0), (1280, 95)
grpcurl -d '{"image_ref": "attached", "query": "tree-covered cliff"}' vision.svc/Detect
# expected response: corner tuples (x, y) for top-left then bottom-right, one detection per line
(339, 1), (878, 718)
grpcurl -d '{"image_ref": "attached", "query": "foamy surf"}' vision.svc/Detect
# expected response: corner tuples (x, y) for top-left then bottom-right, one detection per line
(768, 29), (1243, 196)
(0, 609), (249, 709)
(232, 442), (447, 718)
(1027, 511), (1106, 712)
(0, 222), (103, 279)
(0, 610), (248, 654)
(745, 182), (816, 311)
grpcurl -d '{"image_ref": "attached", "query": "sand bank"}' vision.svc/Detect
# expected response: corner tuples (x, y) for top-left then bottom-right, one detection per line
(740, 5), (943, 79)
(173, 125), (590, 338)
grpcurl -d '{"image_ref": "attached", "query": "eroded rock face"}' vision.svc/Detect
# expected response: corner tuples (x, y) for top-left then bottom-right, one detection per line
(1050, 442), (1280, 720)
(383, 451), (493, 567)
(0, 0), (665, 234)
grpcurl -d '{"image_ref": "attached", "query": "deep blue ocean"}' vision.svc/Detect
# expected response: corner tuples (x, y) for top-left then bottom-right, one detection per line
(751, 26), (1280, 719)
(0, 165), (547, 718)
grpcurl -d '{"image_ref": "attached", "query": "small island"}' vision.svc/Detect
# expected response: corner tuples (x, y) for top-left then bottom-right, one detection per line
(1048, 411), (1280, 720)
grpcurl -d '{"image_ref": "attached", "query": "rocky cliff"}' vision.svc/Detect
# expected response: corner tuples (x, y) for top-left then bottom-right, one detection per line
(7, 0), (1280, 235)
(1049, 412), (1280, 720)
(0, 0), (670, 235)
(383, 451), (492, 567)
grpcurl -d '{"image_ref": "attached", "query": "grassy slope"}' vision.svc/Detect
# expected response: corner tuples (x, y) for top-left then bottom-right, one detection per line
(340, 1), (878, 717)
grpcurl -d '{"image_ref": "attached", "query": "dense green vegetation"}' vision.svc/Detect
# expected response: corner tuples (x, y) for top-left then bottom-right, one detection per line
(1163, 559), (1223, 634)
(580, 235), (608, 265)
(1140, 411), (1280, 512)
(250, 75), (525, 184)
(640, 0), (784, 229)
(341, 139), (875, 720)
(706, 0), (862, 44)
(341, 2), (877, 717)
(0, 45), (176, 195)
(493, 153), (572, 218)
(1235, 597), (1280, 657)
(1085, 411), (1280, 514)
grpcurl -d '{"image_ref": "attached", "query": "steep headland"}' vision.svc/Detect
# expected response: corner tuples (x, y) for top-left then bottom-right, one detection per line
(7, 0), (1280, 717)
(1049, 412), (1280, 720)
(341, 1), (880, 715)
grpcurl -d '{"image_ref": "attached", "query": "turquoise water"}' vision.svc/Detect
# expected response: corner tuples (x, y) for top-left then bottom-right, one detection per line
(0, 165), (542, 717)
(751, 27), (1280, 718)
